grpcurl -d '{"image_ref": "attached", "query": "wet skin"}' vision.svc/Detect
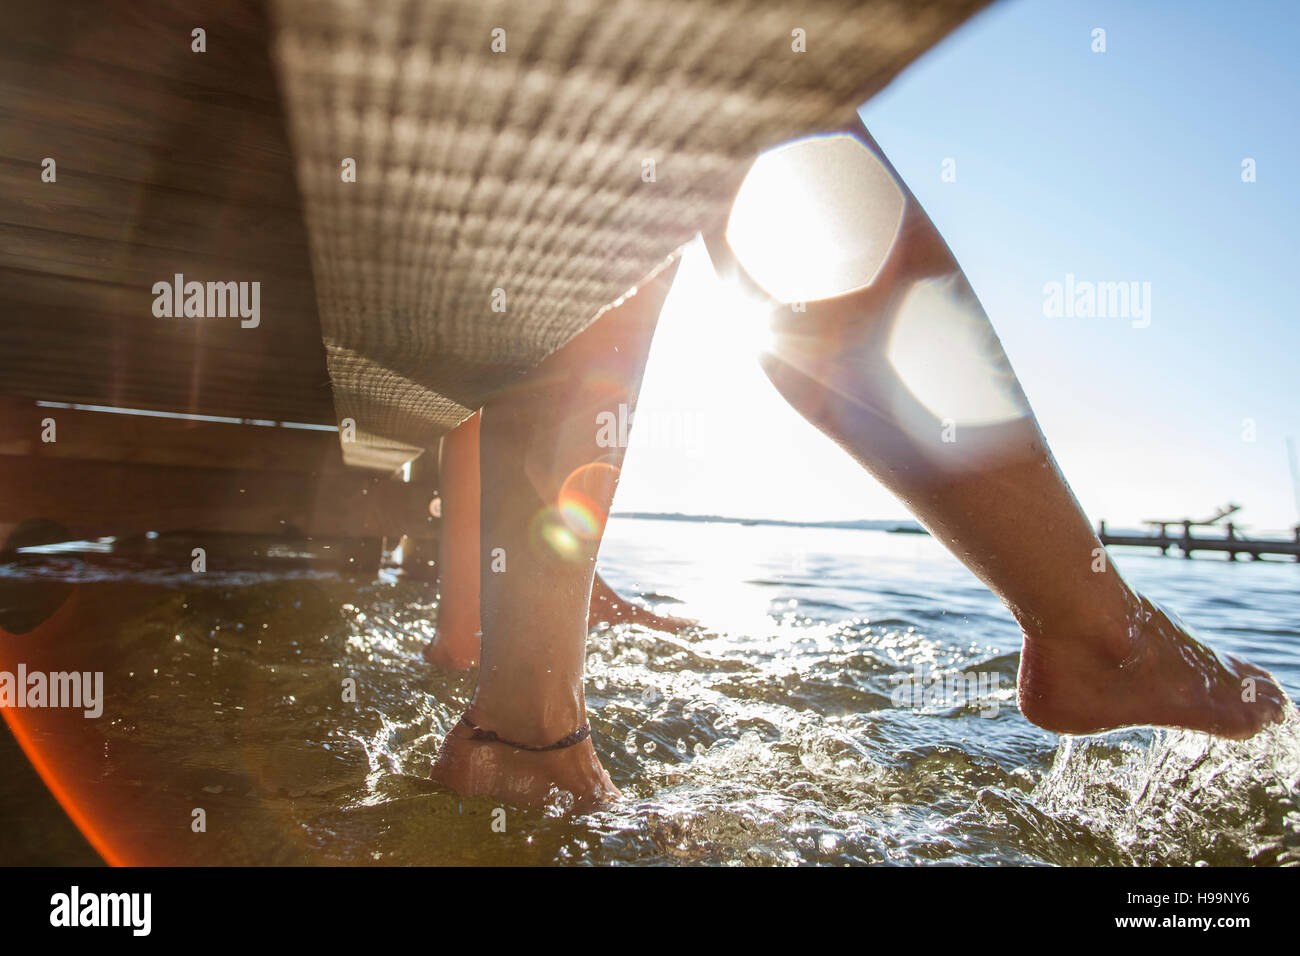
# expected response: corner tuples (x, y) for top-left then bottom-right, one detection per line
(430, 258), (681, 808)
(434, 116), (1287, 813)
(424, 412), (694, 675)
(708, 116), (1287, 743)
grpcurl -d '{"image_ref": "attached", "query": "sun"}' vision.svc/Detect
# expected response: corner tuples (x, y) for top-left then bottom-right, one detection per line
(662, 239), (778, 363)
(724, 132), (906, 305)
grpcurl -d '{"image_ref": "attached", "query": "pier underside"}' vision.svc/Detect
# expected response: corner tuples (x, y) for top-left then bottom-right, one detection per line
(0, 0), (986, 598)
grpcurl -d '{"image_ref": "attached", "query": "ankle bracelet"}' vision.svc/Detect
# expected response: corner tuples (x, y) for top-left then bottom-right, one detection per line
(457, 714), (591, 751)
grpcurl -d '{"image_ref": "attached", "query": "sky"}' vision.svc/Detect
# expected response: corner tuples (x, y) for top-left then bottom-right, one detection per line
(613, 0), (1300, 533)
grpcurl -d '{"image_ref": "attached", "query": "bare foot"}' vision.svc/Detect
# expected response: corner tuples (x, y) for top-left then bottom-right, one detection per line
(422, 628), (478, 670)
(589, 573), (695, 633)
(430, 717), (620, 812)
(1018, 594), (1289, 739)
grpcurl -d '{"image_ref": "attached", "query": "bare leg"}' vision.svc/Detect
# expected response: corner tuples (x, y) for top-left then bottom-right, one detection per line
(424, 412), (481, 669)
(430, 257), (680, 809)
(710, 117), (1286, 739)
(423, 420), (692, 671)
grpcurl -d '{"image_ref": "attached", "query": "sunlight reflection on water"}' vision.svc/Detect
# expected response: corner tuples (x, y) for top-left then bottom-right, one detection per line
(8, 518), (1297, 865)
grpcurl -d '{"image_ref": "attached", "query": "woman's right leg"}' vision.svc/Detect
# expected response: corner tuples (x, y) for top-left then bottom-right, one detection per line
(710, 117), (1287, 739)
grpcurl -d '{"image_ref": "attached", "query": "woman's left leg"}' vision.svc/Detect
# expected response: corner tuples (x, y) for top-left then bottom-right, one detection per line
(430, 257), (680, 809)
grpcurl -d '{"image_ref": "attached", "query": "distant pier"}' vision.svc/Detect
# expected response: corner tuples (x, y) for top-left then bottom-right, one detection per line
(1098, 519), (1300, 561)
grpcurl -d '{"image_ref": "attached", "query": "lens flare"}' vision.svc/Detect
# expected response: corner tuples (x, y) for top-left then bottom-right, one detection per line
(725, 132), (905, 304)
(558, 462), (619, 540)
(529, 506), (583, 560)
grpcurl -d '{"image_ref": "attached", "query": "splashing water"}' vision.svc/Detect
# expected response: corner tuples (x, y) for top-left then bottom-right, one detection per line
(3, 517), (1296, 865)
(1031, 711), (1300, 866)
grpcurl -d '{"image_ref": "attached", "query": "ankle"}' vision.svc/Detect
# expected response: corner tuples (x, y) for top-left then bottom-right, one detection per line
(466, 691), (587, 748)
(1016, 582), (1139, 659)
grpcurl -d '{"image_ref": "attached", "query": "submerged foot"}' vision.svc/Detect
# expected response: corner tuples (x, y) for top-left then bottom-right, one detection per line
(422, 629), (479, 670)
(1019, 594), (1289, 739)
(422, 602), (480, 670)
(430, 716), (620, 812)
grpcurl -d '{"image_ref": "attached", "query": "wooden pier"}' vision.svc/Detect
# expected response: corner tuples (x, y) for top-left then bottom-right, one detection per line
(1098, 519), (1300, 561)
(0, 0), (1007, 638)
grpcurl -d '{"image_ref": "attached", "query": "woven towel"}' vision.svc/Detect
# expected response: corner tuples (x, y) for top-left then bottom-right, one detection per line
(271, 0), (987, 464)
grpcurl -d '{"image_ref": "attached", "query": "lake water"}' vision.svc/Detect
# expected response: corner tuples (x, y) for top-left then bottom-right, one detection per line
(2, 516), (1298, 865)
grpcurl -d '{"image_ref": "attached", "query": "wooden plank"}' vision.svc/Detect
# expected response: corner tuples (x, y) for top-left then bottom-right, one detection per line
(0, 262), (324, 349)
(0, 117), (299, 208)
(1, 1), (283, 103)
(0, 455), (430, 540)
(0, 397), (347, 474)
(1100, 528), (1300, 560)
(0, 0), (337, 429)
(0, 256), (315, 299)
(0, 173), (318, 269)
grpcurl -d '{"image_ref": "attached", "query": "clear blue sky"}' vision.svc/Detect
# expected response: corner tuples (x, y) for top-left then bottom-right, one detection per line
(616, 0), (1300, 532)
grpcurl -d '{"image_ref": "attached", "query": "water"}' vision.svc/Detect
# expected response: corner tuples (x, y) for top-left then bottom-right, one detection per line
(3, 517), (1298, 865)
